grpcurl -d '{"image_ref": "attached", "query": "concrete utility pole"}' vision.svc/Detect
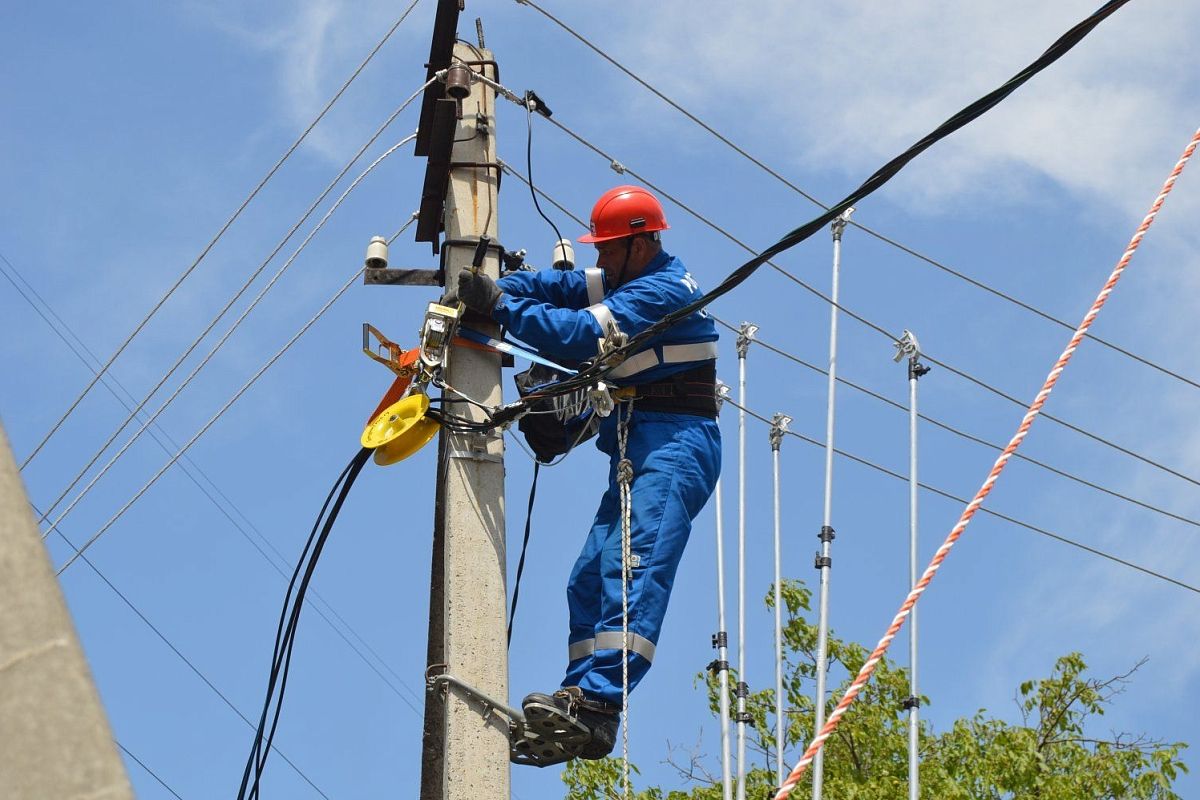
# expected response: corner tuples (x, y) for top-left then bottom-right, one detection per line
(0, 422), (133, 799)
(422, 43), (508, 800)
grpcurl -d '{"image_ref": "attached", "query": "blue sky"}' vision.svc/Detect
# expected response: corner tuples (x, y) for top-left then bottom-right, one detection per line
(3, 1), (1200, 797)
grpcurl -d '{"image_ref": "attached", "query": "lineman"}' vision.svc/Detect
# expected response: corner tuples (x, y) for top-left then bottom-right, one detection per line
(455, 185), (721, 762)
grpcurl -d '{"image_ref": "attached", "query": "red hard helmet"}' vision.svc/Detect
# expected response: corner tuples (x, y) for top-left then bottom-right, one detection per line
(577, 185), (669, 243)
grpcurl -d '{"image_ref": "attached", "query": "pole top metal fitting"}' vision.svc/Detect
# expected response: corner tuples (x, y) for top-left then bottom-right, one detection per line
(769, 412), (791, 451)
(736, 322), (759, 358)
(892, 328), (922, 363)
(831, 205), (855, 241)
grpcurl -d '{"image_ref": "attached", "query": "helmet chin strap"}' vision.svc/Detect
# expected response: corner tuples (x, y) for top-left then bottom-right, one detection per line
(614, 236), (635, 289)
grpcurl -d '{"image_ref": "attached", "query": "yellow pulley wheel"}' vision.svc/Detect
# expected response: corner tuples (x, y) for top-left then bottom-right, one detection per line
(360, 393), (440, 466)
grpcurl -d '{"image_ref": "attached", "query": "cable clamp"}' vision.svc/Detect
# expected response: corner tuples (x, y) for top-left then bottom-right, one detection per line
(609, 159), (626, 174)
(893, 328), (922, 363)
(735, 681), (749, 698)
(769, 413), (791, 451)
(706, 659), (729, 675)
(734, 711), (754, 723)
(830, 206), (855, 241)
(712, 631), (728, 649)
(735, 322), (758, 358)
(818, 525), (835, 542)
(901, 696), (921, 711)
(814, 553), (832, 570)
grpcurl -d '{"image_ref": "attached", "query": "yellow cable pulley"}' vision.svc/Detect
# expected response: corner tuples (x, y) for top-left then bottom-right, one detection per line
(361, 393), (440, 466)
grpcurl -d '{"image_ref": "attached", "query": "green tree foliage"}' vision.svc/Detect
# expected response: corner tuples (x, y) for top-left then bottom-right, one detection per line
(564, 580), (1187, 799)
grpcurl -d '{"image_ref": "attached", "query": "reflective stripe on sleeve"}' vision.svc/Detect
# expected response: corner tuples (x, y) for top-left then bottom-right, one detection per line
(587, 303), (619, 336)
(584, 268), (605, 305)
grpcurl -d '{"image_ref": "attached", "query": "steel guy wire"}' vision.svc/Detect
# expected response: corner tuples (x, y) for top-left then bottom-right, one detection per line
(42, 138), (416, 550)
(513, 0), (1200, 397)
(723, 397), (1200, 597)
(495, 158), (1200, 532)
(709, 316), (1200, 533)
(531, 111), (1200, 493)
(39, 503), (331, 798)
(776, 125), (1200, 800)
(116, 740), (186, 800)
(0, 244), (425, 710)
(19, 0), (423, 471)
(56, 260), (369, 574)
(36, 77), (433, 527)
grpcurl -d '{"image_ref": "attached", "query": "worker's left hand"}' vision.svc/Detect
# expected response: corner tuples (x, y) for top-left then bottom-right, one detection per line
(457, 269), (503, 315)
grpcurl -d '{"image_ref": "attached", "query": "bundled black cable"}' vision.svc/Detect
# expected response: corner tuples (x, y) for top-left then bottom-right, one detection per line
(237, 447), (372, 799)
(514, 0), (1132, 407)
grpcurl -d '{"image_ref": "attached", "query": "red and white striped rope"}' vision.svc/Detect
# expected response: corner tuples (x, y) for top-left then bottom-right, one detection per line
(773, 125), (1200, 800)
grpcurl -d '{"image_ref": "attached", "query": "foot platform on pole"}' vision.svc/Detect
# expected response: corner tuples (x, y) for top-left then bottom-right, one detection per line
(509, 697), (591, 767)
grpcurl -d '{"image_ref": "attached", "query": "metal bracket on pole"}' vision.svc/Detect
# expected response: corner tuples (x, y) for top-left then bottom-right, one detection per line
(830, 206), (855, 242)
(715, 380), (730, 412)
(768, 413), (791, 452)
(446, 431), (503, 463)
(426, 667), (526, 727)
(735, 323), (758, 358)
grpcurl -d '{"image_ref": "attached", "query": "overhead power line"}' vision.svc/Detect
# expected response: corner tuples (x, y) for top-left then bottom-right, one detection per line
(709, 316), (1200, 533)
(528, 110), (1200, 493)
(20, 0), (423, 471)
(38, 79), (432, 532)
(724, 396), (1199, 597)
(514, 0), (1200, 397)
(0, 248), (423, 711)
(42, 139), (417, 552)
(42, 505), (331, 798)
(499, 160), (1200, 593)
(115, 740), (186, 800)
(501, 131), (1200, 504)
(55, 210), (410, 573)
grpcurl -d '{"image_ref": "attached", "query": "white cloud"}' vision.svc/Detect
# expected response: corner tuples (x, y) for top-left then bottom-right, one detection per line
(620, 0), (1200, 223)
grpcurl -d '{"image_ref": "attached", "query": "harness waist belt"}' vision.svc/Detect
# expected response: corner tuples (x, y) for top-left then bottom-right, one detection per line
(628, 363), (718, 417)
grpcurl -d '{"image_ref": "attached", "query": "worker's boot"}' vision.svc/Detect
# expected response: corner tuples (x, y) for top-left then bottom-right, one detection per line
(522, 686), (621, 760)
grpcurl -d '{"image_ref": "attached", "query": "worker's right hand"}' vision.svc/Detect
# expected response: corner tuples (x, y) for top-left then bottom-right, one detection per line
(457, 269), (503, 315)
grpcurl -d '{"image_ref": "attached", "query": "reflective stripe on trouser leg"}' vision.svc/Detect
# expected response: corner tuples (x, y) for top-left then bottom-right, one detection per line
(564, 412), (721, 705)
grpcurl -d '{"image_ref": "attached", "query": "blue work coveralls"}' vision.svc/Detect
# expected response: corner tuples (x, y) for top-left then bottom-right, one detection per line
(495, 250), (721, 705)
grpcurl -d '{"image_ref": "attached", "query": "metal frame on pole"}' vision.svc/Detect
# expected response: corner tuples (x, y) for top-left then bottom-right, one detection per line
(734, 322), (757, 800)
(812, 207), (852, 800)
(894, 330), (929, 800)
(712, 382), (734, 800)
(770, 412), (792, 789)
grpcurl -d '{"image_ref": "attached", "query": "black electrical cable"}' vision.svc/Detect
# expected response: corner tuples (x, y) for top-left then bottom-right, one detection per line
(515, 0), (1132, 405)
(507, 462), (540, 646)
(238, 447), (372, 800)
(526, 98), (567, 251)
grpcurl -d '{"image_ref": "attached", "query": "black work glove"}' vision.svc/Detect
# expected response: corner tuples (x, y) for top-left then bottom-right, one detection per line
(438, 287), (458, 307)
(457, 269), (503, 315)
